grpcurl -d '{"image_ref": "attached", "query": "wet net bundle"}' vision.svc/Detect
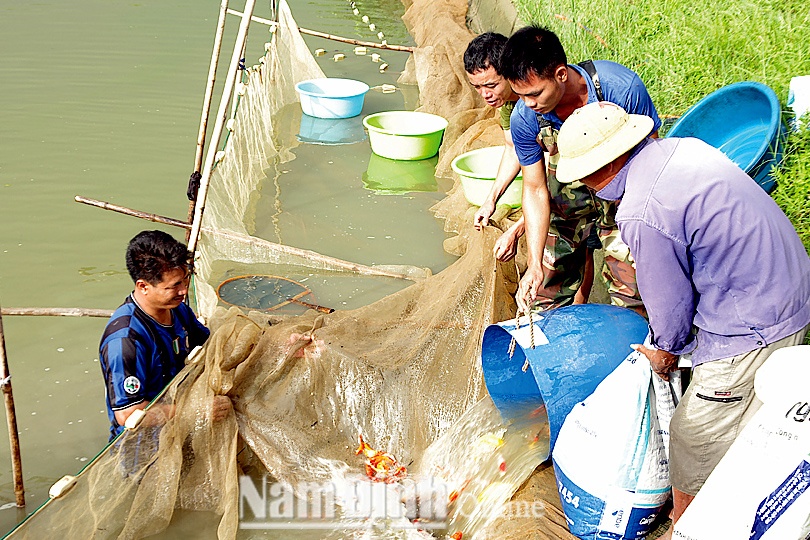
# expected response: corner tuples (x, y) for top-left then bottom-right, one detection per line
(8, 0), (574, 538)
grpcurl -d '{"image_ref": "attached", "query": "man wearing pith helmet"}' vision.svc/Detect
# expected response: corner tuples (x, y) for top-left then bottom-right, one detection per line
(555, 101), (810, 532)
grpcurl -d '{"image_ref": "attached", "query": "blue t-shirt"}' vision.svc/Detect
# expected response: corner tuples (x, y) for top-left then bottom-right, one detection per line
(99, 296), (210, 439)
(511, 61), (662, 166)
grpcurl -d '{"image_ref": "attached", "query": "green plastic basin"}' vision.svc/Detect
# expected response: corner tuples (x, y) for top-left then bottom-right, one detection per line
(363, 111), (448, 161)
(363, 153), (438, 194)
(451, 146), (523, 208)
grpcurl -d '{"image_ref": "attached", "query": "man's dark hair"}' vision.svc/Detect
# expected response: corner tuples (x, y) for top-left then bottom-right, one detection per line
(500, 25), (567, 82)
(463, 32), (508, 74)
(125, 230), (190, 284)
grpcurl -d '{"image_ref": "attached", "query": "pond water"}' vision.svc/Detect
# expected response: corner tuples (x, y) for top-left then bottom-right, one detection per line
(0, 0), (455, 534)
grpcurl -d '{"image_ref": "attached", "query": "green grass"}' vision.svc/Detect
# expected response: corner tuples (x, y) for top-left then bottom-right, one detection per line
(512, 0), (810, 254)
(512, 0), (809, 116)
(772, 122), (810, 251)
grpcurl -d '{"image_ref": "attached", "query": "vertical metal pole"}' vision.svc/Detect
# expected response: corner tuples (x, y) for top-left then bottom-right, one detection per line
(0, 304), (25, 507)
(186, 0), (231, 241)
(187, 0), (258, 255)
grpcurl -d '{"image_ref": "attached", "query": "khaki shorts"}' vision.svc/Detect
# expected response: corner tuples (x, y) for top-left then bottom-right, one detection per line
(669, 326), (809, 495)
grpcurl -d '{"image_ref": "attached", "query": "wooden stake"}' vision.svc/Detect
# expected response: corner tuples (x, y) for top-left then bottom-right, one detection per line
(187, 0), (231, 241)
(74, 195), (417, 281)
(297, 27), (413, 52)
(188, 0), (258, 255)
(76, 196), (188, 229)
(0, 304), (25, 507)
(225, 9), (414, 52)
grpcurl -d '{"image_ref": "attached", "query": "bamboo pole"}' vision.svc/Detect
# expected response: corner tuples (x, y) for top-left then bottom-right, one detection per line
(188, 0), (258, 256)
(74, 195), (416, 281)
(186, 0), (230, 241)
(76, 196), (188, 229)
(296, 27), (414, 53)
(225, 9), (414, 52)
(0, 304), (25, 507)
(1, 308), (113, 318)
(230, 39), (247, 121)
(269, 0), (278, 23)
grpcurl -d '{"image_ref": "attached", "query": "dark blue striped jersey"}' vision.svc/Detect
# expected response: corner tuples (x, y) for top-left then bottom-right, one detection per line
(99, 295), (209, 439)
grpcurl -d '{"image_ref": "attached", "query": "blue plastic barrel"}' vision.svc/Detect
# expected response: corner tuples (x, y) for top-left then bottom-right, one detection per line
(665, 81), (785, 193)
(481, 304), (649, 451)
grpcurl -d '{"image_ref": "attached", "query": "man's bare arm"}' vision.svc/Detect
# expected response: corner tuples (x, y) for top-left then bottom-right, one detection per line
(473, 130), (522, 230)
(113, 401), (149, 427)
(516, 160), (551, 312)
(114, 395), (231, 428)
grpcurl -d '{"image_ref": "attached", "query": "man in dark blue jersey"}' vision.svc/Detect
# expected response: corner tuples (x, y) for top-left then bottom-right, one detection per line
(99, 230), (229, 441)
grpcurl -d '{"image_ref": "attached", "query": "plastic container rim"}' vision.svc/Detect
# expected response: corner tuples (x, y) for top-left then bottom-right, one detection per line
(295, 77), (370, 99)
(363, 111), (449, 137)
(666, 81), (781, 171)
(451, 146), (524, 181)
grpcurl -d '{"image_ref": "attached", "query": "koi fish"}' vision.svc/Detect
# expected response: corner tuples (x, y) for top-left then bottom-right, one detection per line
(355, 435), (407, 483)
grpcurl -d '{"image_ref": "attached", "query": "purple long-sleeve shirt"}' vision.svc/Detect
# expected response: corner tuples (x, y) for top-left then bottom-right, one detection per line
(597, 137), (810, 366)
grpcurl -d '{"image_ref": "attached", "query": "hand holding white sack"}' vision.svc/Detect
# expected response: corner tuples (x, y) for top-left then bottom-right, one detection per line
(551, 333), (680, 540)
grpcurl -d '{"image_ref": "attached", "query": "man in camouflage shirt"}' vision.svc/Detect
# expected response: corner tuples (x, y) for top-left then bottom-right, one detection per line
(501, 26), (660, 313)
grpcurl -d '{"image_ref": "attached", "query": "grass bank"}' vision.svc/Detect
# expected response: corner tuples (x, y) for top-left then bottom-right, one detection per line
(511, 0), (810, 252)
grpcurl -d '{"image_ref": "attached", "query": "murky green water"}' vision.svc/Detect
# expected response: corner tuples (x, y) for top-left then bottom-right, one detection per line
(0, 0), (453, 533)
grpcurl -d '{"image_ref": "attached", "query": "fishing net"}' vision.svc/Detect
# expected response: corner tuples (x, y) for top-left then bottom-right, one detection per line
(7, 0), (576, 538)
(192, 0), (431, 318)
(217, 275), (335, 314)
(398, 0), (525, 260)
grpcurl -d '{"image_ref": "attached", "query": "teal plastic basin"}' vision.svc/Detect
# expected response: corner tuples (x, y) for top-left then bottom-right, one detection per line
(481, 304), (649, 451)
(665, 81), (785, 193)
(363, 111), (448, 160)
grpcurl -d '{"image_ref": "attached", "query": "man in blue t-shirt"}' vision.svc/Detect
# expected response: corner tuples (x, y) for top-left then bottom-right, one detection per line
(500, 25), (661, 313)
(99, 230), (229, 441)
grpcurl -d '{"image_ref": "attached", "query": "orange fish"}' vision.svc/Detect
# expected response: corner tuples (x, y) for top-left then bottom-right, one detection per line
(355, 435), (407, 483)
(450, 532), (463, 540)
(448, 478), (471, 503)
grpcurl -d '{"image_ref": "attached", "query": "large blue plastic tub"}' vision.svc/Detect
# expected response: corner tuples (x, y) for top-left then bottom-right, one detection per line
(295, 78), (369, 119)
(665, 81), (785, 193)
(481, 304), (648, 451)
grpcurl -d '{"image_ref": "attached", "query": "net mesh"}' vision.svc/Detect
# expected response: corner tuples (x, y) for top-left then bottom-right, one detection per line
(8, 0), (574, 538)
(398, 0), (524, 259)
(194, 1), (431, 318)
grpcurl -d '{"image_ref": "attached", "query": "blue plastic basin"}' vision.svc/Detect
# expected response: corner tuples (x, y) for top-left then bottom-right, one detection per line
(297, 114), (367, 145)
(665, 81), (785, 193)
(295, 78), (369, 119)
(481, 304), (649, 451)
